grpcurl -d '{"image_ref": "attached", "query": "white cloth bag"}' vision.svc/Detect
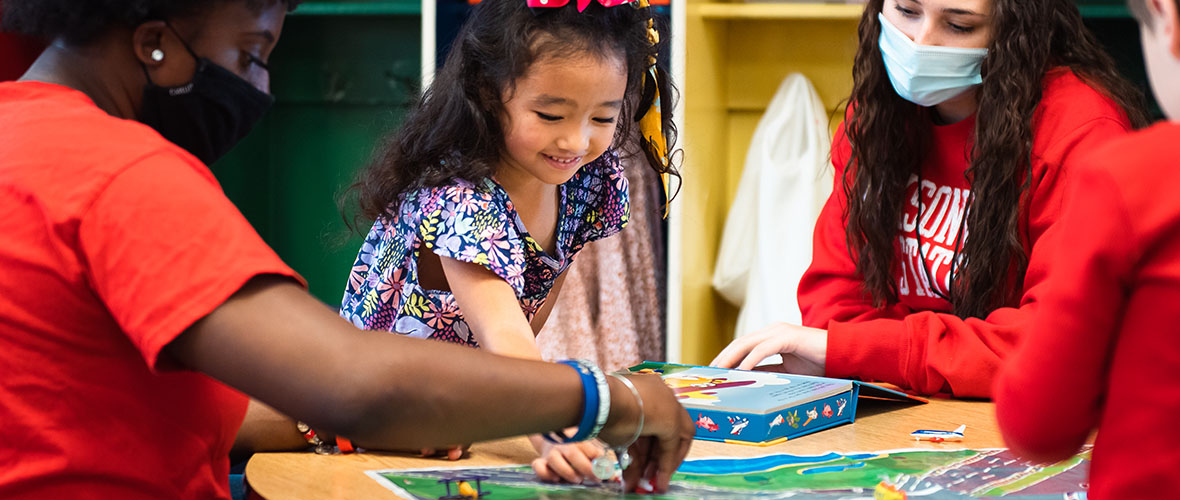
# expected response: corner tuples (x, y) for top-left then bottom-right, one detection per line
(712, 73), (832, 338)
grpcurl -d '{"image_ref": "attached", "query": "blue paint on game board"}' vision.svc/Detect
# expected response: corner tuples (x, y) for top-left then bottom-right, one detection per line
(800, 461), (867, 475)
(679, 453), (845, 475)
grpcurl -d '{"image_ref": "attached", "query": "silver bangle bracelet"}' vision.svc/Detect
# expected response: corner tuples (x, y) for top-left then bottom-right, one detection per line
(607, 373), (644, 451)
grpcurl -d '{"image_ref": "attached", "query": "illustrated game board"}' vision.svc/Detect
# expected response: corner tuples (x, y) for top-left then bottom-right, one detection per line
(368, 447), (1091, 499)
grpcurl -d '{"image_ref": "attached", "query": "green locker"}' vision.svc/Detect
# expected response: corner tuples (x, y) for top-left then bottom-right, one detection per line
(212, 1), (422, 305)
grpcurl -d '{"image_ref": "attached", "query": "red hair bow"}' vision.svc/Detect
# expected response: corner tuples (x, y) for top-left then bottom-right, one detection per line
(526, 0), (638, 12)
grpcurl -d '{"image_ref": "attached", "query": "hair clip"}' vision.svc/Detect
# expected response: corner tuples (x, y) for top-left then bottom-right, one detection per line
(630, 0), (672, 218)
(526, 0), (638, 13)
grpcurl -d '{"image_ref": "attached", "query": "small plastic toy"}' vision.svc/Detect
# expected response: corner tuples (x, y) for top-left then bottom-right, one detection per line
(910, 424), (966, 443)
(436, 474), (490, 499)
(874, 480), (908, 500)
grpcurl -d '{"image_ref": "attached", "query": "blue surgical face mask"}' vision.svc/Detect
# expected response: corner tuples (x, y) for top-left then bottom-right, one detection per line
(878, 12), (988, 107)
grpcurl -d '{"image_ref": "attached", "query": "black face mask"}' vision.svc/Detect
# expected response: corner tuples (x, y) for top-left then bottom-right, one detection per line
(139, 25), (274, 165)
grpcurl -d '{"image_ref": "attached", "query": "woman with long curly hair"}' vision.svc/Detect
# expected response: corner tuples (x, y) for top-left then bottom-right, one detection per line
(714, 0), (1149, 397)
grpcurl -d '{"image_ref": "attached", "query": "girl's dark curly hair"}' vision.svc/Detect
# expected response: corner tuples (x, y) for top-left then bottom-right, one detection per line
(347, 0), (680, 227)
(1, 0), (301, 45)
(843, 0), (1149, 319)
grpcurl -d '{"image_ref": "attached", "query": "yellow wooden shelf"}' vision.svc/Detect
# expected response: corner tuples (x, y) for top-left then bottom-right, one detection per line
(674, 0), (862, 363)
(692, 2), (865, 20)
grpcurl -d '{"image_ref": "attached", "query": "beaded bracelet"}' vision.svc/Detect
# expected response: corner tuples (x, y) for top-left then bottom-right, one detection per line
(544, 359), (610, 444)
(592, 373), (645, 482)
(296, 422), (360, 455)
(295, 421), (335, 455)
(585, 359), (611, 440)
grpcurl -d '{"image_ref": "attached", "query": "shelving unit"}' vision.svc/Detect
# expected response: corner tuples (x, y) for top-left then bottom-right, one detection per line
(692, 2), (863, 19)
(667, 0), (860, 364)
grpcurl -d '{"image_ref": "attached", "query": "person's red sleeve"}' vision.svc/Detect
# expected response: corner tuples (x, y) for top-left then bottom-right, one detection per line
(994, 160), (1131, 462)
(78, 151), (303, 371)
(803, 117), (1129, 397)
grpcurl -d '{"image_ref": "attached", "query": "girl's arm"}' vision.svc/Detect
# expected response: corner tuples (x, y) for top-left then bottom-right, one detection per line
(798, 116), (1131, 398)
(439, 256), (543, 359)
(828, 116), (1128, 397)
(440, 257), (609, 483)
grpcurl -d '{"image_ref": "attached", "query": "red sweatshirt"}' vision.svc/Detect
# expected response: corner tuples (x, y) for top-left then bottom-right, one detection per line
(799, 68), (1132, 397)
(994, 122), (1180, 499)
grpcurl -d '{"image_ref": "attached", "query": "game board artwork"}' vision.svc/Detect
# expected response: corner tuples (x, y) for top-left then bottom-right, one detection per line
(368, 447), (1091, 500)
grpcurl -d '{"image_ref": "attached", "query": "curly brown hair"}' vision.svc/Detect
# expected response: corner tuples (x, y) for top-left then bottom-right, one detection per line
(843, 0), (1150, 319)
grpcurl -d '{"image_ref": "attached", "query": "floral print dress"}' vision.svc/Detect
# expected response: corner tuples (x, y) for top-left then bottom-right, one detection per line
(340, 151), (630, 347)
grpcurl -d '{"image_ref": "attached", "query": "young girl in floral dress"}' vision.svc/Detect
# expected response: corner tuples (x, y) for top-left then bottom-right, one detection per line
(339, 0), (677, 485)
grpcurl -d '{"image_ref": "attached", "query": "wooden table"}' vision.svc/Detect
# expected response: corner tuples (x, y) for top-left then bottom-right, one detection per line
(247, 398), (1001, 499)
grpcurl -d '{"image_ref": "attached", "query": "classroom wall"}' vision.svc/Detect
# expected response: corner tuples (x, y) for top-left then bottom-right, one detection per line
(213, 3), (422, 305)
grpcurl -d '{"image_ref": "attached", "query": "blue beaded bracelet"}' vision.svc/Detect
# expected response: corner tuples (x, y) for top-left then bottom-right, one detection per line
(544, 360), (609, 444)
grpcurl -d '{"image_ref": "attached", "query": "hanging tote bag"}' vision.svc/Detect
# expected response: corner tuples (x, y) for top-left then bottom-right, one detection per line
(712, 73), (832, 338)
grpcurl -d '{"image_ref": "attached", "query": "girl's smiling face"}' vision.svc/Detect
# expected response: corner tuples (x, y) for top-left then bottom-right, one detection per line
(498, 48), (628, 186)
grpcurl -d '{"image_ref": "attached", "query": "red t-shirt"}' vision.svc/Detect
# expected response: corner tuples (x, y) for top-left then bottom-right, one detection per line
(995, 122), (1180, 499)
(0, 81), (299, 499)
(798, 68), (1132, 397)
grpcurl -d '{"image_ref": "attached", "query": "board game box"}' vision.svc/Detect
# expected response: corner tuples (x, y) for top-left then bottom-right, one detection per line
(628, 362), (925, 446)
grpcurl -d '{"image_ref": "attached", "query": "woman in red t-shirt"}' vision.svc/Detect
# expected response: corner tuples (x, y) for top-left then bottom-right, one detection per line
(0, 1), (692, 498)
(713, 0), (1148, 397)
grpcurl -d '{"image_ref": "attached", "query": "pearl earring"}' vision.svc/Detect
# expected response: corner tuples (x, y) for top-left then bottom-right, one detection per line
(150, 49), (164, 62)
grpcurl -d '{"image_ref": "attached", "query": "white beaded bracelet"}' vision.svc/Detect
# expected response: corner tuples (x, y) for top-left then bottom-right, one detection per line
(592, 373), (645, 483)
(586, 359), (612, 441)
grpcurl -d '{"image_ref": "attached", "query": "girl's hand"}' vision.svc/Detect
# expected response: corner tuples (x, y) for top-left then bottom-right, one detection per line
(528, 434), (605, 483)
(597, 374), (694, 494)
(417, 445), (469, 461)
(710, 323), (827, 375)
